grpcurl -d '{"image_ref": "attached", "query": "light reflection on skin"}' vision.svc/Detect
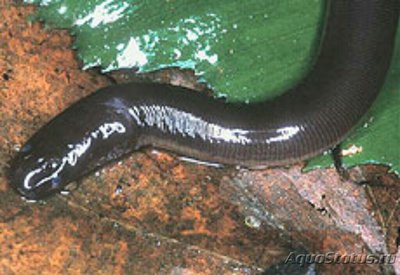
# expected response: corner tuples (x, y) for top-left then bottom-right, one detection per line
(265, 126), (304, 144)
(129, 105), (252, 144)
(129, 105), (304, 145)
(23, 122), (126, 190)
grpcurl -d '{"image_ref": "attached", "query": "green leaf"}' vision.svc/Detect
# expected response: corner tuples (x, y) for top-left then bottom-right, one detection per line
(25, 0), (400, 174)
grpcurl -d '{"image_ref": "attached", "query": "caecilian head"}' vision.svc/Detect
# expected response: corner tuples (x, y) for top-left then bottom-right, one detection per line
(8, 118), (130, 200)
(8, 142), (70, 200)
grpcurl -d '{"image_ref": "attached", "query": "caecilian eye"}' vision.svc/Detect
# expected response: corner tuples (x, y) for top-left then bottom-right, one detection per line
(51, 176), (61, 187)
(20, 143), (32, 153)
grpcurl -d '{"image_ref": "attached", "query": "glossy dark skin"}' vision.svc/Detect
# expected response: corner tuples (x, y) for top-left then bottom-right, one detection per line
(8, 0), (400, 200)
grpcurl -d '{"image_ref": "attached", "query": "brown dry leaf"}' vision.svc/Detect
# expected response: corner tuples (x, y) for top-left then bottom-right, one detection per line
(220, 165), (400, 273)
